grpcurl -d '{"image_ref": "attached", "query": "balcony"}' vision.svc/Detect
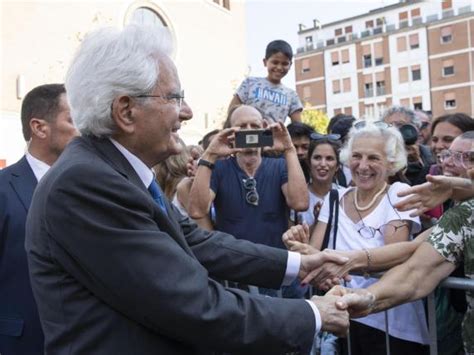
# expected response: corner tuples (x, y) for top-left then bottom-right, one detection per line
(364, 88), (374, 97)
(376, 87), (386, 96)
(412, 17), (423, 25)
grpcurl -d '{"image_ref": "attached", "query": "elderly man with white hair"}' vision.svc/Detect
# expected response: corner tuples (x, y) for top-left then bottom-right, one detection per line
(24, 25), (353, 354)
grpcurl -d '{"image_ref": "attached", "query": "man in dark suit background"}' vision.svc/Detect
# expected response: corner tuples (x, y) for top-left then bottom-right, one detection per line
(25, 25), (352, 354)
(0, 84), (78, 354)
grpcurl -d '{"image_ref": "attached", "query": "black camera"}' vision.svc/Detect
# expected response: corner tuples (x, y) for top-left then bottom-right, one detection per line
(399, 124), (418, 145)
(234, 129), (274, 148)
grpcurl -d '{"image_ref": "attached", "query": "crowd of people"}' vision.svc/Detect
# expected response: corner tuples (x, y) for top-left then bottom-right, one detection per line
(0, 23), (473, 355)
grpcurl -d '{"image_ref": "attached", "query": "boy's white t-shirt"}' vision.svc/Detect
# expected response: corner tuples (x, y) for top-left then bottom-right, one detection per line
(318, 182), (430, 345)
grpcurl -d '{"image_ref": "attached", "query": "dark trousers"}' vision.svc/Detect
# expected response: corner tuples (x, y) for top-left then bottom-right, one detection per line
(341, 321), (429, 355)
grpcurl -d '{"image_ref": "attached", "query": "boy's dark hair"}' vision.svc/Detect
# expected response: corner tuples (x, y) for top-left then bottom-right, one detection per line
(431, 113), (474, 136)
(21, 83), (66, 141)
(265, 40), (293, 61)
(287, 122), (314, 139)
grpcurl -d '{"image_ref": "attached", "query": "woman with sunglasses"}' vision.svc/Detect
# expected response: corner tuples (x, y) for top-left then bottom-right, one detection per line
(301, 122), (429, 354)
(297, 133), (342, 229)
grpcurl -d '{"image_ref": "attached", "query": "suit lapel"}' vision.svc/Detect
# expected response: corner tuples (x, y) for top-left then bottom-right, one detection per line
(86, 137), (192, 254)
(9, 156), (37, 212)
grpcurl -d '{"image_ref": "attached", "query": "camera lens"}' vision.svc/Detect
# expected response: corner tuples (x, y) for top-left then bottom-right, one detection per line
(399, 124), (418, 145)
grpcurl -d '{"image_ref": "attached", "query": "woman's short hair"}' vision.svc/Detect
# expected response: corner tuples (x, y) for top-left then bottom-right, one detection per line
(340, 122), (407, 176)
(66, 25), (173, 137)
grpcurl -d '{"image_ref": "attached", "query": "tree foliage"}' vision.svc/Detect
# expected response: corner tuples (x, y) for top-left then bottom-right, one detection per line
(301, 103), (330, 133)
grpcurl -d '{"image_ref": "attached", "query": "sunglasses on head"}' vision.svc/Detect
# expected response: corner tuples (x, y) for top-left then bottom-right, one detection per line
(310, 133), (341, 142)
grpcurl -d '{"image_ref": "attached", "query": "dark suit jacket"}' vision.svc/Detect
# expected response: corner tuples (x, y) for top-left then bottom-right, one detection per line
(25, 136), (314, 354)
(0, 156), (44, 354)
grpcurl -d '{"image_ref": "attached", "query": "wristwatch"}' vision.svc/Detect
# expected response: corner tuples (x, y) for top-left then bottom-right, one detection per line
(197, 158), (215, 170)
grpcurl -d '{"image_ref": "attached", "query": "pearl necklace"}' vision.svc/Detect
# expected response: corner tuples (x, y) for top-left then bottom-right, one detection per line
(354, 182), (387, 211)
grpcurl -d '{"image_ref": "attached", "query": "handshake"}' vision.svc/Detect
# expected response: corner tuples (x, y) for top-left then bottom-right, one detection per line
(292, 225), (376, 336)
(308, 285), (375, 337)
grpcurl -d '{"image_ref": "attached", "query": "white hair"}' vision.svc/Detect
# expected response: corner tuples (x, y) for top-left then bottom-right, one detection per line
(340, 122), (407, 176)
(66, 25), (173, 137)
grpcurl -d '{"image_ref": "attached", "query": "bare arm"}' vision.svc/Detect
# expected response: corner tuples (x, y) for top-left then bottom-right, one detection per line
(274, 122), (308, 211)
(395, 174), (474, 216)
(289, 110), (302, 123)
(188, 128), (239, 219)
(177, 178), (214, 231)
(367, 242), (456, 313)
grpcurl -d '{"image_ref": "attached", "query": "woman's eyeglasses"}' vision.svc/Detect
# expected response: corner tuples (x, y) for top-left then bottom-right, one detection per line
(310, 133), (341, 142)
(353, 120), (391, 130)
(242, 177), (259, 206)
(439, 149), (474, 169)
(357, 221), (408, 239)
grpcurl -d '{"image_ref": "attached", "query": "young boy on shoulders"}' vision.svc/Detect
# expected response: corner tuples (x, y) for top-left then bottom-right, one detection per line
(229, 40), (303, 123)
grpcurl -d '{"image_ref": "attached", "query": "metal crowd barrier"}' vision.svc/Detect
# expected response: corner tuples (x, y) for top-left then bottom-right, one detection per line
(358, 274), (474, 355)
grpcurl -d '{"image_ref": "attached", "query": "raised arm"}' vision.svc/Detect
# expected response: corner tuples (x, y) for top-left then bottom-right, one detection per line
(188, 128), (238, 219)
(274, 122), (308, 211)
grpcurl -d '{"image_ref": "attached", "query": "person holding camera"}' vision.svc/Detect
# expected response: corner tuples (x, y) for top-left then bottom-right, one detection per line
(188, 105), (308, 296)
(382, 106), (435, 186)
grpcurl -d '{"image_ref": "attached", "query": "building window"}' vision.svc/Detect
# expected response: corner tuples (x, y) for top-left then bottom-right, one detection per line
(343, 78), (351, 93)
(441, 26), (453, 43)
(399, 67), (408, 83)
(130, 7), (167, 27)
(374, 42), (383, 66)
(400, 98), (410, 107)
(364, 83), (374, 97)
(333, 80), (341, 94)
(363, 54), (372, 68)
(376, 80), (385, 96)
(341, 49), (350, 64)
(213, 0), (230, 10)
(334, 108), (342, 115)
(376, 17), (384, 27)
(397, 37), (407, 52)
(411, 65), (421, 81)
(442, 59), (454, 76)
(399, 11), (408, 21)
(302, 59), (310, 73)
(305, 36), (313, 46)
(335, 28), (343, 36)
(444, 92), (456, 109)
(413, 96), (423, 110)
(303, 86), (311, 100)
(331, 51), (339, 65)
(411, 8), (421, 17)
(409, 34), (419, 49)
(345, 25), (353, 34)
(344, 106), (353, 115)
(365, 20), (374, 28)
(442, 0), (452, 10)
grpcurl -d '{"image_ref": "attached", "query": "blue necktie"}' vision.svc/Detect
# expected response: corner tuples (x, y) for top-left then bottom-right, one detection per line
(148, 180), (168, 215)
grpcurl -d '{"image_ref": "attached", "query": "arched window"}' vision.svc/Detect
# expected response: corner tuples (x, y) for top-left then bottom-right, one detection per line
(129, 7), (167, 28)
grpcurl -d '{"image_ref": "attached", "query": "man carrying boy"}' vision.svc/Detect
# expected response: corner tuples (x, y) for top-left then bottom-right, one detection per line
(229, 40), (303, 123)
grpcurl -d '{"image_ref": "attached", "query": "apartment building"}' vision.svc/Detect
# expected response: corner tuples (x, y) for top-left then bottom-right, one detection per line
(0, 0), (246, 167)
(294, 0), (474, 120)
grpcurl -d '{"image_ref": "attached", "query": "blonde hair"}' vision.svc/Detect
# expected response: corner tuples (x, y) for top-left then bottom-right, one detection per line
(153, 139), (191, 199)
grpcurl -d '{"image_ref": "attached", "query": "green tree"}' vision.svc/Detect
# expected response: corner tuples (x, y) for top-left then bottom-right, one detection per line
(301, 103), (330, 133)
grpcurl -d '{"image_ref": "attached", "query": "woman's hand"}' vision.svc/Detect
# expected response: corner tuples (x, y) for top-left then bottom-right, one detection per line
(282, 223), (310, 249)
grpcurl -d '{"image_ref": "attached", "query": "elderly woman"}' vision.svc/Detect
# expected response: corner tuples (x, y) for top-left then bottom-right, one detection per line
(309, 122), (429, 354)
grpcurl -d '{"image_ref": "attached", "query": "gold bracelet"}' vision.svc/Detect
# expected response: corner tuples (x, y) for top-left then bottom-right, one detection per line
(363, 248), (371, 279)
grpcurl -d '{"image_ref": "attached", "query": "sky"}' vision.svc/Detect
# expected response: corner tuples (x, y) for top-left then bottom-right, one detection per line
(245, 0), (399, 87)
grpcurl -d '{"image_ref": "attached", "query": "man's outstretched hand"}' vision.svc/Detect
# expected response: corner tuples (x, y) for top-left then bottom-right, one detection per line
(299, 251), (351, 288)
(328, 285), (375, 318)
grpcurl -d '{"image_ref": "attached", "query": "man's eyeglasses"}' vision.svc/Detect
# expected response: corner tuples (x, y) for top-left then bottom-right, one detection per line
(310, 133), (341, 142)
(357, 221), (409, 239)
(242, 177), (259, 206)
(134, 90), (185, 108)
(439, 149), (474, 169)
(353, 120), (391, 130)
